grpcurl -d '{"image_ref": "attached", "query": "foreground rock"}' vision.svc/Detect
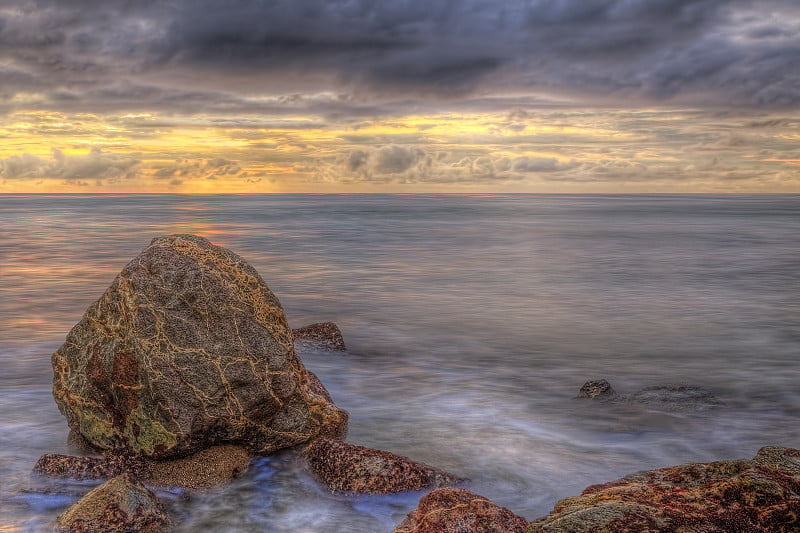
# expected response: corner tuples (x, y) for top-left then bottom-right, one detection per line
(52, 234), (347, 460)
(528, 446), (800, 532)
(35, 445), (254, 489)
(56, 473), (170, 533)
(292, 322), (347, 351)
(393, 488), (527, 533)
(35, 454), (109, 481)
(305, 438), (463, 494)
(578, 379), (723, 410)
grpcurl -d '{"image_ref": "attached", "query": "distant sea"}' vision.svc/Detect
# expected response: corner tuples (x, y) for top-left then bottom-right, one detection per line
(1, 194), (798, 532)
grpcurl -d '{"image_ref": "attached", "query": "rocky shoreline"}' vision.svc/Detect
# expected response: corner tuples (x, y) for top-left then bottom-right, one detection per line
(32, 235), (799, 532)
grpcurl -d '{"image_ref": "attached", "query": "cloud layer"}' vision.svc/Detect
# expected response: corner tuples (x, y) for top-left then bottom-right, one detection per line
(1, 0), (799, 113)
(1, 1), (798, 192)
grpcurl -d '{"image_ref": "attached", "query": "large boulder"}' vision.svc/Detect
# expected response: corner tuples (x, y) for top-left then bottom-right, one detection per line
(528, 446), (800, 532)
(52, 234), (347, 459)
(393, 488), (528, 533)
(56, 473), (170, 533)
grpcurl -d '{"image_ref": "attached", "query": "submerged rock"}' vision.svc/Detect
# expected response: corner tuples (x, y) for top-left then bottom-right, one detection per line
(392, 488), (528, 533)
(52, 234), (347, 459)
(629, 385), (725, 410)
(304, 438), (463, 494)
(56, 473), (170, 533)
(292, 322), (347, 351)
(578, 379), (723, 410)
(528, 446), (800, 532)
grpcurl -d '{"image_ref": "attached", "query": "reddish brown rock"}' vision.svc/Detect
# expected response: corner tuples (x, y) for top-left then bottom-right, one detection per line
(292, 322), (347, 351)
(393, 488), (528, 533)
(55, 473), (171, 533)
(527, 446), (800, 532)
(52, 234), (346, 459)
(34, 454), (109, 480)
(305, 438), (463, 494)
(35, 445), (254, 489)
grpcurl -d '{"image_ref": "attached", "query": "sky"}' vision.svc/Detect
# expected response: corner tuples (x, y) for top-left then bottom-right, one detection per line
(0, 0), (798, 193)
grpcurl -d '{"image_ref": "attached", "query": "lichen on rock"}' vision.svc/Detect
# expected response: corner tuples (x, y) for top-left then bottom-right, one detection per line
(55, 473), (171, 533)
(52, 234), (347, 459)
(527, 446), (800, 532)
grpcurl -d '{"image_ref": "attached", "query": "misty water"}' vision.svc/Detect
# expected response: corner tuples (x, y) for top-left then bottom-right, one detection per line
(1, 194), (798, 532)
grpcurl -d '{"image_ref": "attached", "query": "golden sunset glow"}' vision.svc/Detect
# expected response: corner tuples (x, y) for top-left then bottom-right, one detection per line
(1, 107), (798, 193)
(1, 0), (798, 193)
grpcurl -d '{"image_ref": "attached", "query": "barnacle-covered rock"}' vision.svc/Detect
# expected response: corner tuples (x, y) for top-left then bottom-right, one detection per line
(393, 488), (527, 533)
(528, 446), (800, 532)
(305, 438), (462, 494)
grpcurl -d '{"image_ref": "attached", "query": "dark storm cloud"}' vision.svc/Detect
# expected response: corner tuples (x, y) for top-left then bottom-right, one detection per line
(1, 0), (799, 111)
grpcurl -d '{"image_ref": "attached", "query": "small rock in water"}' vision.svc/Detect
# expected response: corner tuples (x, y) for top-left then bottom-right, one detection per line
(392, 488), (528, 533)
(304, 438), (463, 494)
(577, 379), (617, 399)
(292, 322), (347, 351)
(577, 379), (723, 410)
(528, 446), (800, 532)
(55, 473), (171, 533)
(34, 454), (109, 481)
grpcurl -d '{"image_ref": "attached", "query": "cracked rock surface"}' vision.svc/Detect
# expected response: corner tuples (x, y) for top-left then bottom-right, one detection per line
(52, 234), (347, 459)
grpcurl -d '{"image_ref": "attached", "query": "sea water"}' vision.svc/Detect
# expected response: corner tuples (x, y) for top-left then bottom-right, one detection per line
(1, 194), (798, 531)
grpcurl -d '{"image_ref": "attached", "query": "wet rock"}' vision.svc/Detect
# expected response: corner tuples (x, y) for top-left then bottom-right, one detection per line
(629, 385), (724, 410)
(55, 473), (171, 533)
(35, 445), (254, 489)
(52, 234), (346, 459)
(143, 444), (253, 489)
(305, 438), (463, 494)
(292, 322), (347, 351)
(393, 488), (528, 533)
(577, 379), (617, 399)
(578, 380), (723, 410)
(34, 454), (109, 480)
(306, 371), (349, 439)
(528, 446), (800, 532)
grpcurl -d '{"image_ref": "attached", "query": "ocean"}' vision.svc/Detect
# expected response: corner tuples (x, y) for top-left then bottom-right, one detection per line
(1, 194), (798, 531)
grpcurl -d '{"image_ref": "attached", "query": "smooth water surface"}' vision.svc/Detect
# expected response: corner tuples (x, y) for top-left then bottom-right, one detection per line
(1, 194), (798, 531)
